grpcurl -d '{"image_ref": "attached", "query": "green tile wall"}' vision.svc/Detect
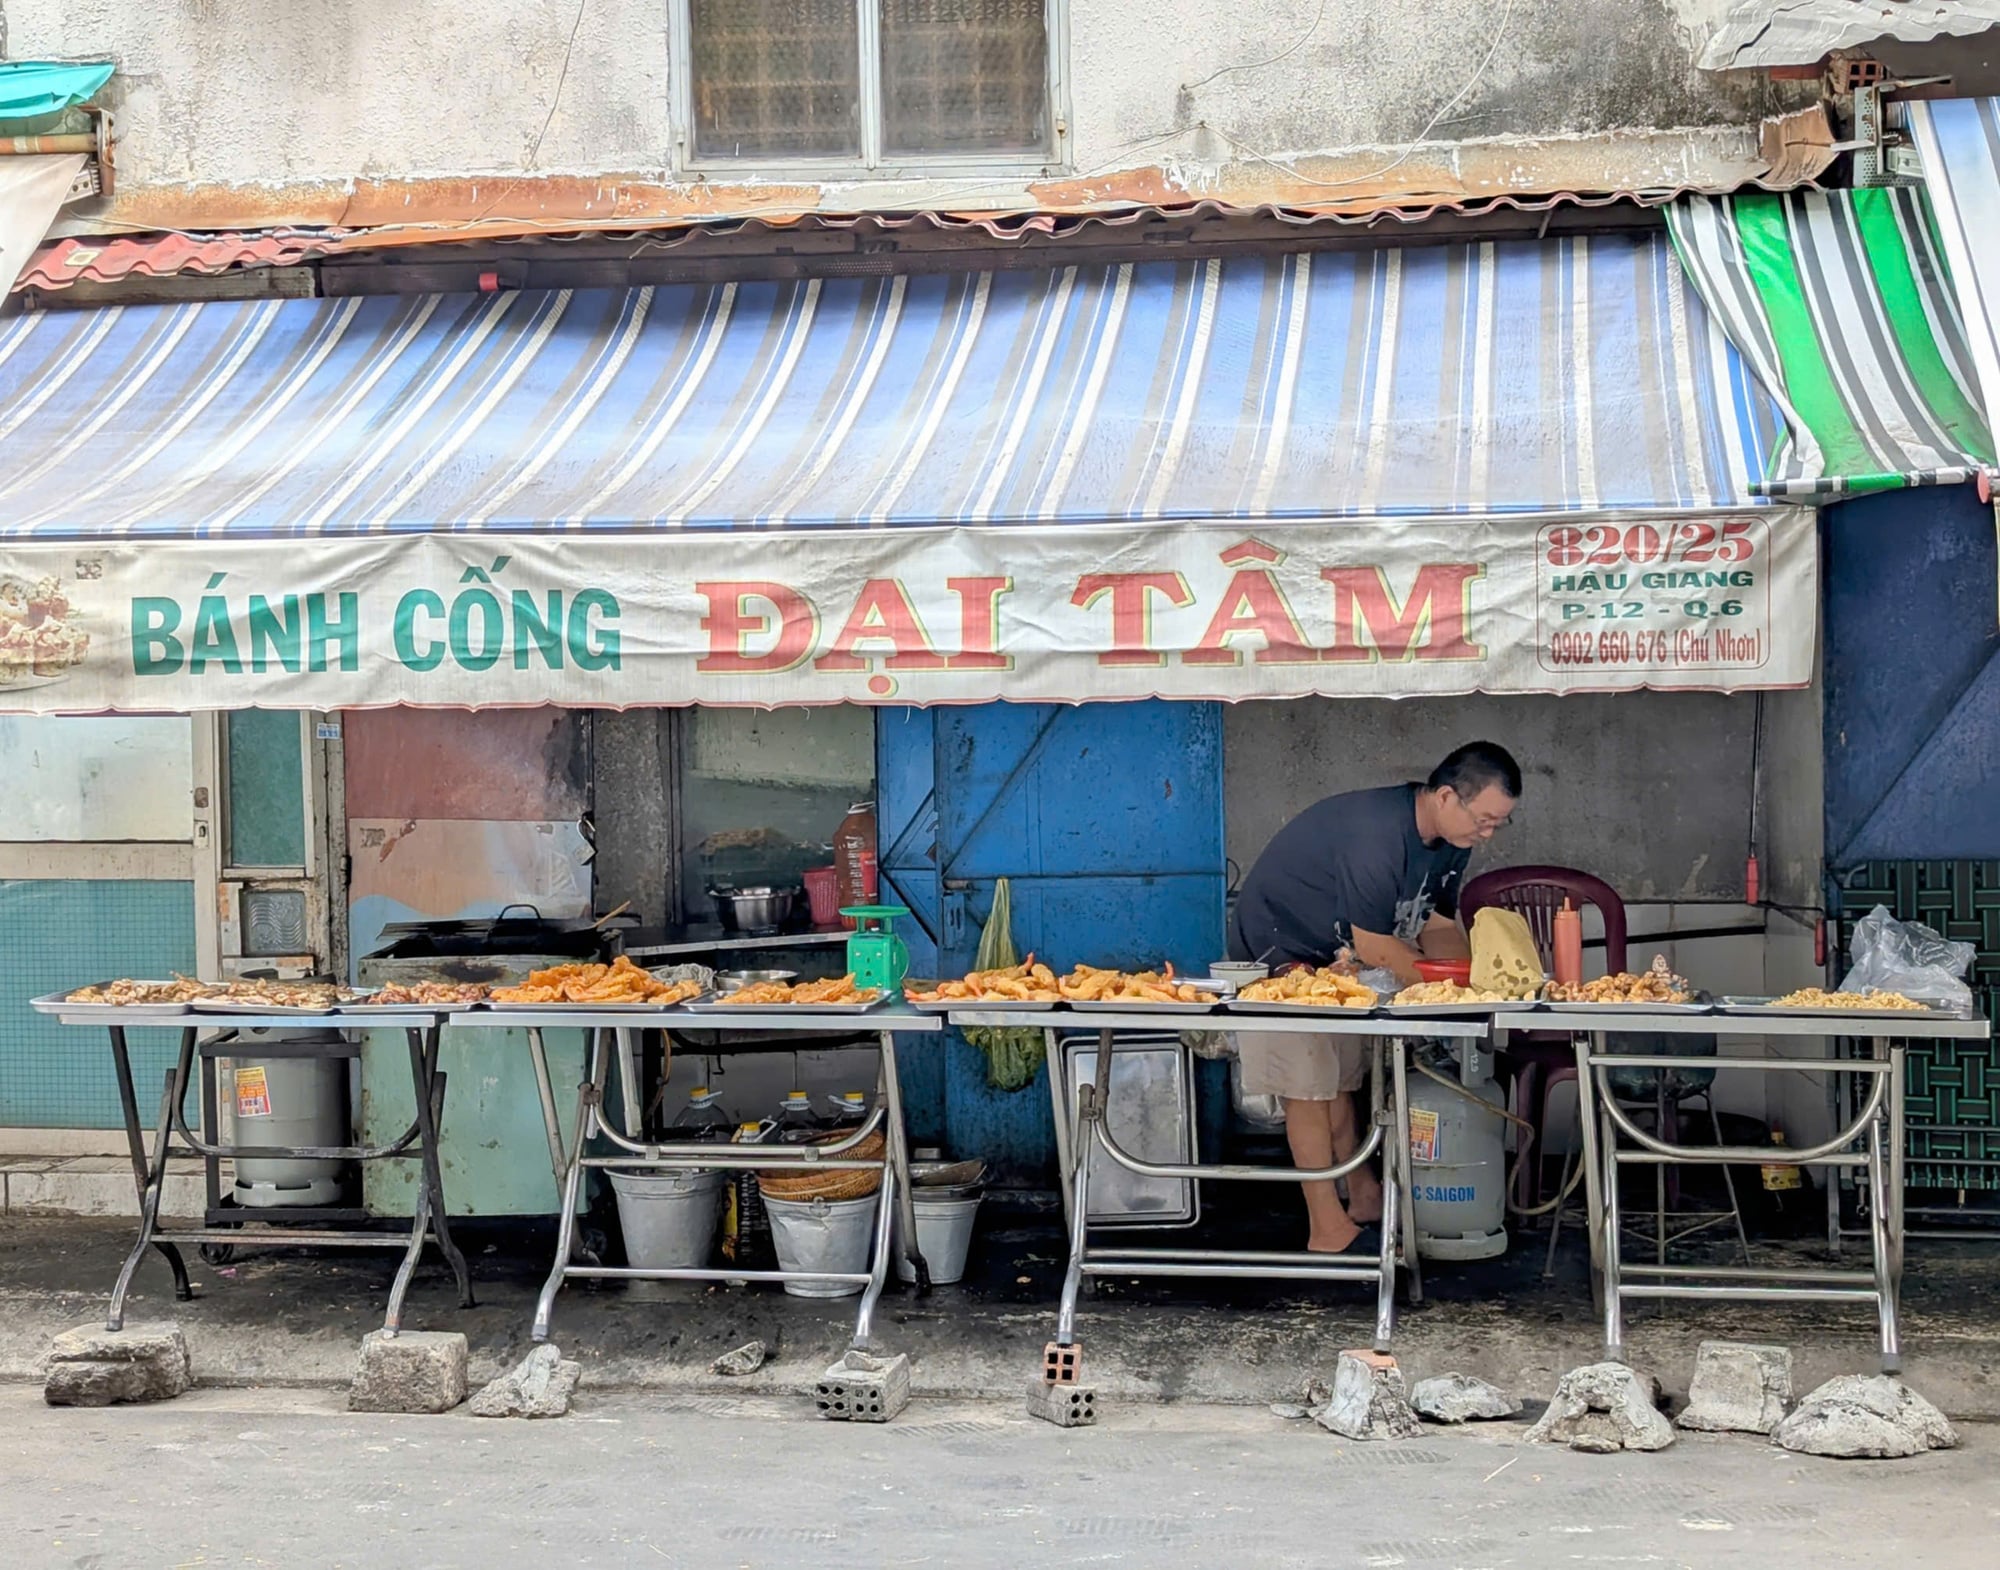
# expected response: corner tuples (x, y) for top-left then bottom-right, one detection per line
(0, 879), (197, 1127)
(1834, 861), (2000, 1190)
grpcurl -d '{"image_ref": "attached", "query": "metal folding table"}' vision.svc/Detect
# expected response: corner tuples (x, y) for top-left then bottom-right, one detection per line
(53, 1005), (473, 1334)
(1564, 1008), (1993, 1372)
(954, 1008), (1490, 1368)
(449, 1004), (939, 1349)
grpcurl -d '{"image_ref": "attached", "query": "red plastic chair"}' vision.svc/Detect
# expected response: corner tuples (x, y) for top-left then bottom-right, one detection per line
(1460, 866), (1628, 1213)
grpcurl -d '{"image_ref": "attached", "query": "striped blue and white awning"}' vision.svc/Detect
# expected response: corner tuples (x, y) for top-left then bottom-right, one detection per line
(0, 234), (1779, 540)
(1910, 97), (2000, 462)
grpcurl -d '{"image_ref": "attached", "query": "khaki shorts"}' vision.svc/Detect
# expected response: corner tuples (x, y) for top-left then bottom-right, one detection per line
(1237, 1030), (1372, 1100)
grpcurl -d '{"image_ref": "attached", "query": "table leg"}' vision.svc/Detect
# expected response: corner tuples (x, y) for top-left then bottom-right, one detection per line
(1572, 1032), (1606, 1308)
(852, 1139), (899, 1351)
(1055, 1033), (1113, 1347)
(1047, 1027), (1073, 1231)
(534, 1027), (608, 1343)
(1600, 1106), (1624, 1364)
(1866, 1117), (1901, 1373)
(107, 1025), (191, 1315)
(876, 1028), (928, 1293)
(527, 1026), (568, 1191)
(1886, 1040), (1906, 1287)
(1389, 1038), (1422, 1306)
(109, 1036), (197, 1330)
(384, 1027), (472, 1332)
(1373, 1041), (1400, 1353)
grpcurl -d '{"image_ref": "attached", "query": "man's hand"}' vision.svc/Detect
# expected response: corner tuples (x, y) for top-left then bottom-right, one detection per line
(1349, 926), (1426, 986)
(1419, 913), (1471, 962)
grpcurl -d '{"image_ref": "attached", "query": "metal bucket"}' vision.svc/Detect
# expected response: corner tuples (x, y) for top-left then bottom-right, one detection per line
(607, 1168), (727, 1269)
(893, 1192), (983, 1285)
(763, 1192), (878, 1297)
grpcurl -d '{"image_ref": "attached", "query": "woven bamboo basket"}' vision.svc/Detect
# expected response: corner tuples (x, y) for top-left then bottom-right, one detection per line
(757, 1130), (886, 1202)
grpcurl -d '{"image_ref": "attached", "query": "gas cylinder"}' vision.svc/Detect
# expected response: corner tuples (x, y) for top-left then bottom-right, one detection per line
(1406, 1042), (1509, 1261)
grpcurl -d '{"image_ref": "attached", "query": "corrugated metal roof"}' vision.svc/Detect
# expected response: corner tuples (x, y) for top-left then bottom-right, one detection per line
(15, 228), (356, 292)
(1701, 1), (2000, 70)
(16, 181), (1823, 295)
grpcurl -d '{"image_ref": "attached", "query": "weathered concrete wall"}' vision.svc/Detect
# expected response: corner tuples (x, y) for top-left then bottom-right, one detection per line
(11, 0), (1793, 221)
(1223, 687), (1820, 907)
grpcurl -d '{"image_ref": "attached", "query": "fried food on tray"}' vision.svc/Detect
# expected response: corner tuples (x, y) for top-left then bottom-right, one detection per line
(491, 955), (700, 1005)
(67, 977), (215, 1006)
(905, 958), (1061, 1004)
(1544, 955), (1691, 1005)
(69, 977), (364, 1008)
(1391, 981), (1508, 1006)
(1057, 962), (1217, 1004)
(719, 974), (881, 1006)
(1772, 987), (1927, 1012)
(1239, 967), (1378, 1008)
(369, 981), (494, 1005)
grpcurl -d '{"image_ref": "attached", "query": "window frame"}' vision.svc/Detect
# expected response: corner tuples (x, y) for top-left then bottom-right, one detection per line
(668, 0), (1071, 178)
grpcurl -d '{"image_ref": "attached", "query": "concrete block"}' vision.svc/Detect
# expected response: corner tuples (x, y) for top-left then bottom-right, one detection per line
(1315, 1350), (1422, 1441)
(1411, 1372), (1522, 1424)
(468, 1344), (580, 1419)
(1677, 1341), (1793, 1434)
(348, 1330), (468, 1415)
(43, 1321), (190, 1407)
(815, 1351), (911, 1423)
(1525, 1362), (1674, 1453)
(1042, 1341), (1082, 1385)
(1026, 1379), (1098, 1427)
(1772, 1375), (1958, 1459)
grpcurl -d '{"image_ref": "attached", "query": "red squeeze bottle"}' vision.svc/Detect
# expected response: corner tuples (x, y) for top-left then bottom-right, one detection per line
(1553, 898), (1584, 988)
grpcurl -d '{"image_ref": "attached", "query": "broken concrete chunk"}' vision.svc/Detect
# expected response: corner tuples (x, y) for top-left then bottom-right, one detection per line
(1676, 1341), (1793, 1434)
(468, 1344), (581, 1419)
(1525, 1361), (1674, 1453)
(348, 1329), (468, 1415)
(1772, 1375), (1958, 1458)
(1411, 1373), (1522, 1424)
(43, 1322), (191, 1407)
(711, 1339), (768, 1378)
(1314, 1350), (1423, 1441)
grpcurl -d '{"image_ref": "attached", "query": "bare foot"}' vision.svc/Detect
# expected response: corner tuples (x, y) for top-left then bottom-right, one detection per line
(1345, 1172), (1384, 1225)
(1307, 1216), (1362, 1254)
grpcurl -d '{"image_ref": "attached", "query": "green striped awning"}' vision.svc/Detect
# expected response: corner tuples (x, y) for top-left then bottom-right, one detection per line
(1667, 189), (1995, 499)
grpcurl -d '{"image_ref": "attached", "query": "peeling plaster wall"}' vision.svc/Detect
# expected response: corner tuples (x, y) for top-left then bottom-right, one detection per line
(11, 0), (1793, 209)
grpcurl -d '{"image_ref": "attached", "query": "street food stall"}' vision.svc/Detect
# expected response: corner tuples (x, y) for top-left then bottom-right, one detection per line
(3, 199), (1996, 1410)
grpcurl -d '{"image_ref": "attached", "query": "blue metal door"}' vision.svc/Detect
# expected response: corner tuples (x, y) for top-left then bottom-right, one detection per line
(878, 700), (1225, 1182)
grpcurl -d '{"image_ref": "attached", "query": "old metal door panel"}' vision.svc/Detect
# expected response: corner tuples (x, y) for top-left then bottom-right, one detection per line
(902, 699), (1225, 1182)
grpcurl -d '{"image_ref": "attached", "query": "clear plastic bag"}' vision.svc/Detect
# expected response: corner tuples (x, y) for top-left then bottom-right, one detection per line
(1838, 906), (1976, 1011)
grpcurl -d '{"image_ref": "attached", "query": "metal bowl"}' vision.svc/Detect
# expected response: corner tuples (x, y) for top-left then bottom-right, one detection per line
(715, 968), (797, 993)
(709, 885), (799, 935)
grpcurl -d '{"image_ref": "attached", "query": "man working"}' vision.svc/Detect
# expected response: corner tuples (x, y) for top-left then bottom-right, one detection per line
(1228, 741), (1522, 1254)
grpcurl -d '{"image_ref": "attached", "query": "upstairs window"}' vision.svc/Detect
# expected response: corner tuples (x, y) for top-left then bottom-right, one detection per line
(680, 0), (1060, 168)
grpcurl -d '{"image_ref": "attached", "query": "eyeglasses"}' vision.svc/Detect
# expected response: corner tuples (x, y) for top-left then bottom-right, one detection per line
(1449, 792), (1514, 834)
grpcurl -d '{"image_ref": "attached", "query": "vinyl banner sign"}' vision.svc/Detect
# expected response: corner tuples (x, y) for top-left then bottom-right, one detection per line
(0, 510), (1815, 712)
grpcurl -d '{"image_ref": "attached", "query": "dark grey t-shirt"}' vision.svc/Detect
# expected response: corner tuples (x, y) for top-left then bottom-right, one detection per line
(1228, 784), (1470, 966)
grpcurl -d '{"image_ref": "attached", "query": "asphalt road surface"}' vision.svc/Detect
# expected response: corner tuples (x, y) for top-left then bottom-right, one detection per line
(3, 1386), (1995, 1569)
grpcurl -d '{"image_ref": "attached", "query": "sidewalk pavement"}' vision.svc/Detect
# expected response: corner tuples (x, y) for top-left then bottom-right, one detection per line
(4, 1209), (1999, 1417)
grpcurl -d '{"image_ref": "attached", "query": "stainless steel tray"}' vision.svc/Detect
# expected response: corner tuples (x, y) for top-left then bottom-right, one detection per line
(30, 987), (191, 1020)
(1380, 1000), (1538, 1018)
(681, 995), (887, 1016)
(1076, 997), (1220, 1013)
(193, 998), (353, 1016)
(337, 998), (485, 1015)
(480, 998), (702, 1013)
(1223, 999), (1378, 1018)
(1717, 996), (1958, 1021)
(904, 995), (1060, 1013)
(1540, 1001), (1711, 1015)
